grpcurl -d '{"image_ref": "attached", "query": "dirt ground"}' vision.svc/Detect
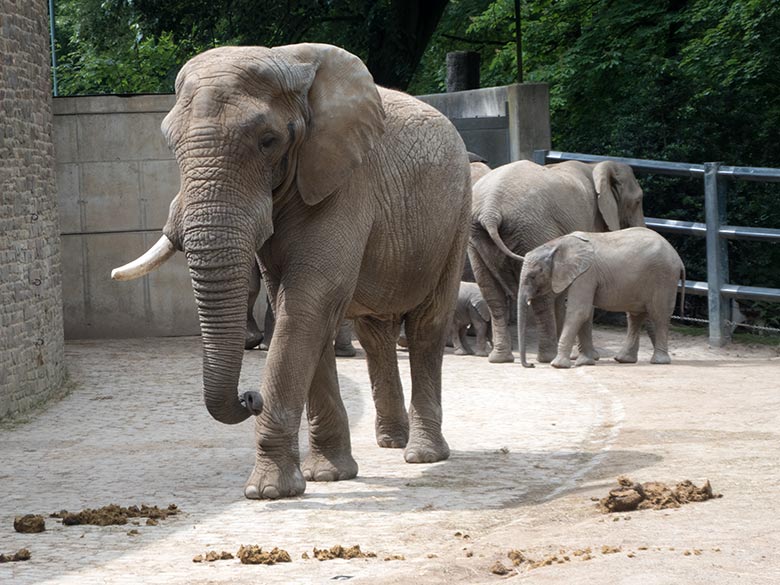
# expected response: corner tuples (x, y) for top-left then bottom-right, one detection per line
(1, 326), (779, 584)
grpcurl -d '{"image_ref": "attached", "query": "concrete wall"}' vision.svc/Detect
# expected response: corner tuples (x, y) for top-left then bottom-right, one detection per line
(53, 84), (551, 340)
(54, 95), (202, 339)
(1, 0), (66, 420)
(418, 83), (551, 167)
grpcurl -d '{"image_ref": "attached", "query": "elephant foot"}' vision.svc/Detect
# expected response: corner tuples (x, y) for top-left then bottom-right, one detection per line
(335, 344), (357, 357)
(259, 342), (270, 351)
(244, 457), (306, 500)
(245, 329), (263, 350)
(536, 348), (557, 363)
(551, 355), (572, 369)
(575, 354), (596, 367)
(404, 432), (450, 464)
(650, 351), (671, 365)
(488, 349), (514, 363)
(474, 349), (489, 357)
(375, 418), (409, 449)
(614, 352), (638, 364)
(302, 450), (358, 482)
(453, 347), (472, 356)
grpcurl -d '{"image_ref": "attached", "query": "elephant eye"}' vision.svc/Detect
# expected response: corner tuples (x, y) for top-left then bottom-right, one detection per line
(259, 133), (278, 150)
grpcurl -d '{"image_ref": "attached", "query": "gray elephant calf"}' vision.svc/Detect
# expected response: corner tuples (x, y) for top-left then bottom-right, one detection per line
(450, 282), (491, 356)
(517, 227), (685, 368)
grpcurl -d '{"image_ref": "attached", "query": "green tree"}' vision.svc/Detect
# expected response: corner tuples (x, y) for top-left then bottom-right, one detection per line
(54, 0), (449, 93)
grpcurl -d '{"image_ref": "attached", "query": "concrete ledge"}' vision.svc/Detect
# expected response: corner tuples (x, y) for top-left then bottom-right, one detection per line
(53, 94), (176, 115)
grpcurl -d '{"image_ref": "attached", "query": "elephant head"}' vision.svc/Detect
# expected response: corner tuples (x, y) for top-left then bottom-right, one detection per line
(111, 44), (385, 424)
(517, 234), (594, 367)
(592, 161), (645, 231)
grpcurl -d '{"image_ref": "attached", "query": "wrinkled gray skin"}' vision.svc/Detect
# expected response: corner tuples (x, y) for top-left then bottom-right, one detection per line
(119, 44), (471, 500)
(245, 261), (355, 356)
(517, 228), (685, 368)
(450, 282), (491, 356)
(468, 160), (646, 364)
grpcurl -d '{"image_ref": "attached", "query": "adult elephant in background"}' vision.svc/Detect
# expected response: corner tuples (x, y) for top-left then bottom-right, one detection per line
(112, 43), (471, 499)
(468, 159), (646, 363)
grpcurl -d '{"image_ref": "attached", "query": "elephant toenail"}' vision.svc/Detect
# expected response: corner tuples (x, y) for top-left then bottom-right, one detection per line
(244, 485), (260, 499)
(262, 486), (281, 499)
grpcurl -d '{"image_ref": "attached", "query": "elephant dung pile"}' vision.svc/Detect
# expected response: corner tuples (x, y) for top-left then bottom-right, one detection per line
(14, 514), (45, 533)
(237, 545), (291, 565)
(50, 503), (179, 526)
(598, 476), (721, 513)
(309, 545), (377, 561)
(0, 548), (31, 563)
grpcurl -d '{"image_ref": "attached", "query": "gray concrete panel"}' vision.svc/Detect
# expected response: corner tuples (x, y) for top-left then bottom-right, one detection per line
(79, 161), (142, 232)
(52, 114), (78, 163)
(53, 94), (176, 115)
(418, 86), (509, 119)
(56, 163), (82, 233)
(141, 160), (181, 230)
(77, 112), (172, 162)
(62, 232), (200, 339)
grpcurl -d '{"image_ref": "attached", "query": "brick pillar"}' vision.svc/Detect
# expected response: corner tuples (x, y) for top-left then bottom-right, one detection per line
(1, 0), (66, 419)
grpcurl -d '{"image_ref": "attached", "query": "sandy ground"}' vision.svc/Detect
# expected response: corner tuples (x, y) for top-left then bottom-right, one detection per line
(1, 326), (779, 584)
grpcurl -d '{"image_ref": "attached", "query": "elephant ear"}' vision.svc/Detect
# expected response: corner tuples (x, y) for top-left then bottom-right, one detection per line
(551, 233), (594, 294)
(273, 43), (386, 206)
(593, 161), (621, 231)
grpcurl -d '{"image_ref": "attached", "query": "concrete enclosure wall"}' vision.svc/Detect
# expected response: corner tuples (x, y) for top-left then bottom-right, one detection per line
(418, 83), (551, 167)
(54, 84), (550, 340)
(0, 0), (66, 420)
(54, 95), (203, 339)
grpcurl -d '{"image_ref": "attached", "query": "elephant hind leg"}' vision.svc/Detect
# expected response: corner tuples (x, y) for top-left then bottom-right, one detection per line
(615, 312), (647, 363)
(647, 310), (672, 365)
(354, 315), (408, 449)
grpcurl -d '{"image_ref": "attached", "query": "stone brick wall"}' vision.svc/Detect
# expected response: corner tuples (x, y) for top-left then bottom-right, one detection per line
(0, 0), (66, 419)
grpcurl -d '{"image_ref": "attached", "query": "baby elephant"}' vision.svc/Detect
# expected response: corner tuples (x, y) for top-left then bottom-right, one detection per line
(517, 227), (685, 368)
(450, 282), (491, 356)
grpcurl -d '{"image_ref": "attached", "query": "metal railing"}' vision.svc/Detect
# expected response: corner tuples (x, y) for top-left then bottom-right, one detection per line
(533, 149), (780, 346)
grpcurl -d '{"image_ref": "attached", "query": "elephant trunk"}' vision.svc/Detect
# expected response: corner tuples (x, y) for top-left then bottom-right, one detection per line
(517, 287), (534, 369)
(182, 195), (271, 425)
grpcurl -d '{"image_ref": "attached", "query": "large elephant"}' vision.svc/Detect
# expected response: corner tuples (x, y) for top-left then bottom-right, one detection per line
(468, 160), (646, 363)
(111, 44), (471, 499)
(517, 228), (685, 368)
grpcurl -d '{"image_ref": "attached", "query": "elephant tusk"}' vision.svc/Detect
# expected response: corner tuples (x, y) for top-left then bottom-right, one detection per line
(111, 235), (177, 281)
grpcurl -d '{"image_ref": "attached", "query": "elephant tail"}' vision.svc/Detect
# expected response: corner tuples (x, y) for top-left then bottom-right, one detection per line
(483, 221), (526, 264)
(678, 263), (686, 318)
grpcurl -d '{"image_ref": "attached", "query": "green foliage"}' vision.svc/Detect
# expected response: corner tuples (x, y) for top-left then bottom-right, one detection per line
(54, 0), (447, 93)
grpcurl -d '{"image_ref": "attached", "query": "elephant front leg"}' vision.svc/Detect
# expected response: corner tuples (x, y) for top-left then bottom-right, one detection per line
(303, 344), (358, 481)
(244, 316), (319, 500)
(354, 316), (409, 449)
(552, 305), (593, 369)
(245, 409), (307, 499)
(574, 308), (598, 366)
(615, 312), (646, 363)
(532, 294), (558, 363)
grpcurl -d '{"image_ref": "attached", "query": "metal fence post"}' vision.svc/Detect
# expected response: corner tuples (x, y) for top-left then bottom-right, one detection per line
(533, 149), (549, 165)
(704, 162), (731, 346)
